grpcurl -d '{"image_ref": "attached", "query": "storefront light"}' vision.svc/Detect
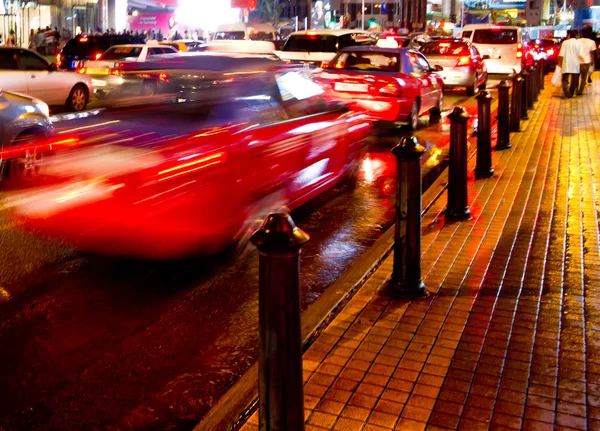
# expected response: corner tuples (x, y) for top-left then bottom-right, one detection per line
(175, 0), (240, 32)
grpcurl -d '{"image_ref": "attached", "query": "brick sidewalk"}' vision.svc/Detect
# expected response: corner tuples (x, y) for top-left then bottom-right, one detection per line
(239, 77), (600, 431)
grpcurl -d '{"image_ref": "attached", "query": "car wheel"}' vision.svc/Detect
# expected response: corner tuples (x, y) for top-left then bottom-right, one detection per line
(67, 84), (88, 112)
(466, 81), (477, 96)
(430, 92), (443, 117)
(407, 100), (419, 131)
(5, 133), (50, 187)
(141, 80), (158, 96)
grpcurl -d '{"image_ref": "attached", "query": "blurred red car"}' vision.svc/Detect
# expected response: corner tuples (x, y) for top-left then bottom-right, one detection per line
(12, 66), (371, 258)
(313, 45), (444, 130)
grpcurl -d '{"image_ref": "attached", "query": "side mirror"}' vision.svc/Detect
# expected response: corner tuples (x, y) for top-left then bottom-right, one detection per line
(433, 65), (443, 72)
(481, 54), (491, 60)
(49, 63), (58, 71)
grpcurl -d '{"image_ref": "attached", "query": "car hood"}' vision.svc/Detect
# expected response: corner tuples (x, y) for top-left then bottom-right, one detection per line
(0, 89), (42, 106)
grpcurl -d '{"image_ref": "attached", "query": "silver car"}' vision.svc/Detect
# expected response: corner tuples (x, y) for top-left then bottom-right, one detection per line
(420, 39), (488, 95)
(0, 89), (56, 184)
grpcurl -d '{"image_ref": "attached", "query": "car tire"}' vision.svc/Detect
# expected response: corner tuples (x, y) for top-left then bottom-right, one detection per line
(4, 132), (51, 188)
(141, 80), (158, 96)
(430, 92), (443, 117)
(466, 81), (477, 96)
(67, 84), (88, 112)
(407, 100), (419, 131)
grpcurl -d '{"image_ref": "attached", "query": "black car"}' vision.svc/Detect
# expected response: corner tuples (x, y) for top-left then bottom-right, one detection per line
(58, 34), (146, 70)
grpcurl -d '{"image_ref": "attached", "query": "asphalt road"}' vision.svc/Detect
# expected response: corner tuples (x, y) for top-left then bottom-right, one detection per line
(0, 86), (498, 431)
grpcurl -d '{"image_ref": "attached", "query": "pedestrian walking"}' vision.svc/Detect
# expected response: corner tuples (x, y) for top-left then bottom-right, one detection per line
(578, 27), (597, 94)
(6, 30), (17, 47)
(558, 30), (585, 98)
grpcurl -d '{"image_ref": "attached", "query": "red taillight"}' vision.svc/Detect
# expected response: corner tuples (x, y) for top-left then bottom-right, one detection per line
(516, 42), (523, 58)
(158, 73), (168, 83)
(379, 82), (401, 96)
(77, 67), (87, 74)
(56, 53), (62, 66)
(320, 60), (330, 68)
(282, 59), (292, 64)
(94, 52), (102, 60)
(109, 68), (120, 76)
(547, 48), (554, 56)
(457, 56), (471, 66)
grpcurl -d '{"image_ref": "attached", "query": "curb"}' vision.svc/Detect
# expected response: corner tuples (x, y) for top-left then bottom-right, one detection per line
(194, 96), (500, 431)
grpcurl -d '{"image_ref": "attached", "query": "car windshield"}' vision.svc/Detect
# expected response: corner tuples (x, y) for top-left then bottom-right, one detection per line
(214, 31), (245, 40)
(421, 41), (469, 56)
(473, 29), (518, 44)
(248, 31), (274, 41)
(328, 51), (400, 72)
(283, 35), (339, 52)
(101, 46), (143, 60)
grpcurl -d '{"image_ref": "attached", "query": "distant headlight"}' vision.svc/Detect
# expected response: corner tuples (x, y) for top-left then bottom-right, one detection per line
(35, 101), (50, 118)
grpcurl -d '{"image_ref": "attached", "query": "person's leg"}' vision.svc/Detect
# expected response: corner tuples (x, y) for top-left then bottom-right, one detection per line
(570, 73), (580, 97)
(562, 73), (571, 97)
(578, 64), (589, 94)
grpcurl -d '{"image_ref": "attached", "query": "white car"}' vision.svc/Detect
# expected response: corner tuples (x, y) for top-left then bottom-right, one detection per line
(78, 42), (178, 97)
(461, 24), (527, 74)
(0, 47), (93, 112)
(275, 29), (378, 67)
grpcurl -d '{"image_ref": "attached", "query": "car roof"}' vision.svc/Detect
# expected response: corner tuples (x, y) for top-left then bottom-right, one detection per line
(462, 24), (519, 30)
(339, 45), (411, 54)
(288, 29), (372, 37)
(422, 38), (469, 45)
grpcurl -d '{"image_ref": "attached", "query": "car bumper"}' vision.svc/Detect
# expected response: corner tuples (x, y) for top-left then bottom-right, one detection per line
(437, 70), (477, 88)
(90, 75), (126, 94)
(484, 62), (522, 74)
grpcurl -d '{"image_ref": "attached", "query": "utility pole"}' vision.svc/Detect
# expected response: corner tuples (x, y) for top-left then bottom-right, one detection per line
(307, 0), (311, 29)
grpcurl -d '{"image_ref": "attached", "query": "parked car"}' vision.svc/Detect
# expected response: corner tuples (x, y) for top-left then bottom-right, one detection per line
(58, 34), (146, 70)
(0, 47), (93, 112)
(461, 24), (529, 74)
(420, 39), (487, 95)
(313, 44), (444, 130)
(77, 42), (178, 98)
(0, 89), (56, 184)
(275, 29), (378, 67)
(11, 64), (372, 258)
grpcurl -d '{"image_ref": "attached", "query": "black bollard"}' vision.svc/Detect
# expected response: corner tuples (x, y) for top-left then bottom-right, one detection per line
(527, 65), (535, 109)
(250, 214), (309, 431)
(475, 90), (494, 178)
(520, 68), (529, 120)
(532, 62), (539, 102)
(496, 80), (512, 150)
(539, 58), (545, 90)
(446, 107), (471, 221)
(390, 137), (429, 299)
(510, 74), (523, 132)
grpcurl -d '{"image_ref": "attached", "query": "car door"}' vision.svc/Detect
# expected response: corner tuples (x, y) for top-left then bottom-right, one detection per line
(0, 50), (27, 95)
(408, 51), (435, 111)
(17, 49), (66, 105)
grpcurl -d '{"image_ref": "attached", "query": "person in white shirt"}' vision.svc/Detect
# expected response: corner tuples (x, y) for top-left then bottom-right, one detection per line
(558, 30), (585, 98)
(578, 27), (597, 95)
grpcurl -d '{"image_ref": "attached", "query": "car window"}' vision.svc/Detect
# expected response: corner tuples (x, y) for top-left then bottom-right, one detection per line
(215, 31), (245, 40)
(19, 51), (48, 70)
(0, 50), (19, 70)
(471, 46), (481, 59)
(283, 35), (339, 52)
(101, 46), (143, 60)
(328, 51), (400, 72)
(409, 52), (430, 73)
(274, 70), (340, 118)
(462, 31), (472, 39)
(473, 29), (518, 44)
(421, 41), (469, 56)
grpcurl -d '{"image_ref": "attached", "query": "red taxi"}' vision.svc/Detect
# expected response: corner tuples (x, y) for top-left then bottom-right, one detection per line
(12, 64), (371, 258)
(313, 43), (444, 130)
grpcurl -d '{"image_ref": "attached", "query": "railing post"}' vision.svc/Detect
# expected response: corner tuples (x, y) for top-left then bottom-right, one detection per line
(250, 214), (309, 431)
(532, 62), (539, 102)
(527, 65), (535, 109)
(510, 74), (523, 132)
(390, 136), (428, 299)
(475, 90), (494, 178)
(446, 107), (471, 221)
(539, 58), (545, 90)
(520, 68), (529, 120)
(495, 80), (512, 150)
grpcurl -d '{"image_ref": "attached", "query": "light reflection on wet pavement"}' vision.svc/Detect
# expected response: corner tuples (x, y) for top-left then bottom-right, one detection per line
(0, 91), (489, 431)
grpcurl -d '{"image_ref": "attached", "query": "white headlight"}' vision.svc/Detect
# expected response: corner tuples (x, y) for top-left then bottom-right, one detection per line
(35, 101), (50, 118)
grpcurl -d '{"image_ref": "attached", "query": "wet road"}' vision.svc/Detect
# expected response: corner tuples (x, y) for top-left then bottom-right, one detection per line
(0, 86), (498, 431)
